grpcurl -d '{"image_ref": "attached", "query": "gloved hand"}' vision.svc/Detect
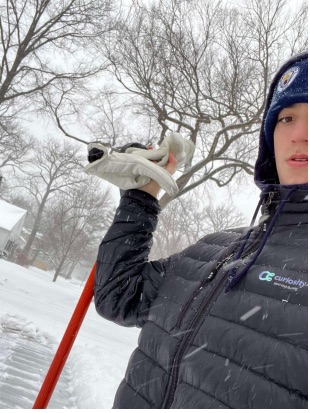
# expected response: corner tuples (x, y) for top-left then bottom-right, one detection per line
(83, 132), (195, 196)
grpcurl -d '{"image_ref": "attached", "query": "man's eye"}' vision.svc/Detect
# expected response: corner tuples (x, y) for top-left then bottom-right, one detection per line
(277, 116), (293, 123)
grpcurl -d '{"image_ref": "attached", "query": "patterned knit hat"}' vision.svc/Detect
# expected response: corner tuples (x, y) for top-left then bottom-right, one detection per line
(264, 56), (308, 153)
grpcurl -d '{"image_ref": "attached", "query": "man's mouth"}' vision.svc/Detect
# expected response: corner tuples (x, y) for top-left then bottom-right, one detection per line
(287, 154), (308, 167)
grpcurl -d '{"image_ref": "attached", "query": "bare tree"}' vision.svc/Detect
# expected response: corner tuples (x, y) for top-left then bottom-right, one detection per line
(16, 137), (86, 260)
(0, 0), (115, 118)
(98, 0), (307, 207)
(40, 178), (114, 282)
(0, 119), (34, 172)
(203, 204), (245, 234)
(151, 188), (246, 259)
(83, 87), (140, 148)
(41, 84), (140, 147)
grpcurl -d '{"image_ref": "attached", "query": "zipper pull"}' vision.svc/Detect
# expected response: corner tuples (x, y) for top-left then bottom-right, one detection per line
(208, 253), (235, 281)
(261, 190), (276, 229)
(262, 191), (275, 215)
(265, 191), (275, 208)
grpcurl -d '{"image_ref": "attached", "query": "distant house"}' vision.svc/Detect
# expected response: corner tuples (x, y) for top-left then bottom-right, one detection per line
(0, 200), (27, 258)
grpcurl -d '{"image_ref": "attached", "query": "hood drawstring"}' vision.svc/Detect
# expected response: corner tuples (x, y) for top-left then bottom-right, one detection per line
(225, 186), (297, 293)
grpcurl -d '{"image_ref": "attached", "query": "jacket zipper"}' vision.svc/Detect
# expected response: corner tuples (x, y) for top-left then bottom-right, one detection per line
(175, 223), (265, 330)
(261, 191), (275, 232)
(162, 231), (264, 409)
(175, 252), (235, 329)
(162, 267), (230, 408)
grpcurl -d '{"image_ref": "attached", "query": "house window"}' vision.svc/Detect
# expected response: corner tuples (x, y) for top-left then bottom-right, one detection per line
(5, 240), (15, 252)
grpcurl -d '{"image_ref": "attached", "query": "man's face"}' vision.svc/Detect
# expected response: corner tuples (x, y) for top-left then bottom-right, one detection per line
(274, 103), (308, 185)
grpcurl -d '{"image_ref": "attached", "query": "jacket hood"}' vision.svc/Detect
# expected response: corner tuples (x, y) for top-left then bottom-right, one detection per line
(254, 52), (308, 191)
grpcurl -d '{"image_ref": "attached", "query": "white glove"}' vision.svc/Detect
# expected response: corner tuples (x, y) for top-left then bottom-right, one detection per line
(124, 132), (195, 169)
(83, 132), (195, 196)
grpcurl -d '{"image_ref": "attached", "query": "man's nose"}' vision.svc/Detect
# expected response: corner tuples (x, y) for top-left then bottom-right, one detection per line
(291, 117), (308, 143)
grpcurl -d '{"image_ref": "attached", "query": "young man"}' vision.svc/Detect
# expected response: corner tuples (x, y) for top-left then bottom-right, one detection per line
(93, 52), (308, 409)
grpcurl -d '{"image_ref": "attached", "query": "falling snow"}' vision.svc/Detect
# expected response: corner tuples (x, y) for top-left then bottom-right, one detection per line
(224, 370), (231, 381)
(184, 343), (208, 359)
(240, 306), (262, 321)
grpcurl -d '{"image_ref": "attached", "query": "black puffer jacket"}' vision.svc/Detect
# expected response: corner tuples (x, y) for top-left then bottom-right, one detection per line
(94, 53), (308, 409)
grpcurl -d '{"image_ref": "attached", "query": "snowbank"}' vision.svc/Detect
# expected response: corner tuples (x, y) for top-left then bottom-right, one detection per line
(0, 260), (139, 408)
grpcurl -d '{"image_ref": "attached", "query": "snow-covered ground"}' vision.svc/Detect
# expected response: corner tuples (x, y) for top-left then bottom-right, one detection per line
(0, 260), (140, 408)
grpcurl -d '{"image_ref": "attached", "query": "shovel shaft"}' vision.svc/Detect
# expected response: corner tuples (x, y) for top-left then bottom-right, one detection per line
(33, 263), (96, 409)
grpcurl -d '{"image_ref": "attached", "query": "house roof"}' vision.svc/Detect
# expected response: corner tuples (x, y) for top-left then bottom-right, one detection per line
(0, 200), (27, 231)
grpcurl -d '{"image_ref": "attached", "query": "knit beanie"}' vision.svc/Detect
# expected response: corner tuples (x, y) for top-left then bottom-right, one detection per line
(264, 55), (308, 154)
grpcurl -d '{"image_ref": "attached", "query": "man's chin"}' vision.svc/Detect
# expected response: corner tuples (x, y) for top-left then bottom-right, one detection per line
(279, 171), (308, 185)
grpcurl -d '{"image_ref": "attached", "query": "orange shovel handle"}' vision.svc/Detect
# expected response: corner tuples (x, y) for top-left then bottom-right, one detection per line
(33, 263), (96, 409)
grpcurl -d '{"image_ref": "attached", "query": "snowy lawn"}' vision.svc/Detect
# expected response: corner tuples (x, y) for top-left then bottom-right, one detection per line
(0, 260), (140, 408)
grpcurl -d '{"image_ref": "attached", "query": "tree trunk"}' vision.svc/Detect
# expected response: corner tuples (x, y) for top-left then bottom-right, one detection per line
(53, 257), (66, 282)
(23, 192), (49, 257)
(65, 261), (77, 279)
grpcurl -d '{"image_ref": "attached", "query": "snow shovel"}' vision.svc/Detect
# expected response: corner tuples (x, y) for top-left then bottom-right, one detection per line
(32, 142), (147, 408)
(32, 263), (96, 409)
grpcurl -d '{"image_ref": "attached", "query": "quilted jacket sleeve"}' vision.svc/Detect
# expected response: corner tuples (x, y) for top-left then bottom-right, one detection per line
(94, 189), (168, 328)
